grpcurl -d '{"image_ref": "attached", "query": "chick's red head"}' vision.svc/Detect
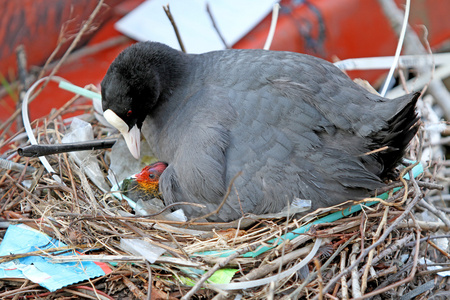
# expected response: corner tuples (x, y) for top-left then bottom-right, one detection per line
(135, 162), (168, 188)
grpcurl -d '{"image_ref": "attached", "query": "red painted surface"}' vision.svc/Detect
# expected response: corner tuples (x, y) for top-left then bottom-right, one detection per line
(1, 0), (450, 140)
(0, 0), (123, 77)
(0, 0), (139, 138)
(234, 0), (450, 80)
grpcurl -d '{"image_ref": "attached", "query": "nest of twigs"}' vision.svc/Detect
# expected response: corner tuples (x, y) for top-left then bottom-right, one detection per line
(0, 86), (450, 300)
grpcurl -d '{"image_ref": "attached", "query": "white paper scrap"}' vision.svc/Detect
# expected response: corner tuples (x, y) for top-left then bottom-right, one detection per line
(419, 257), (450, 277)
(115, 0), (278, 53)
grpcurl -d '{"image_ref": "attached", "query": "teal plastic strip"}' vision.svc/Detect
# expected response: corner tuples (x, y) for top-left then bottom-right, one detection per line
(195, 162), (423, 258)
(58, 81), (101, 100)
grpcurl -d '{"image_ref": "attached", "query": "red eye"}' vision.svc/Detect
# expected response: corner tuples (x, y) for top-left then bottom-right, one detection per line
(127, 110), (132, 117)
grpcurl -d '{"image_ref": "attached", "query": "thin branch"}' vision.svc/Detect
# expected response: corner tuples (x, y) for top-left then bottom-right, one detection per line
(206, 3), (229, 49)
(46, 0), (105, 81)
(163, 4), (186, 53)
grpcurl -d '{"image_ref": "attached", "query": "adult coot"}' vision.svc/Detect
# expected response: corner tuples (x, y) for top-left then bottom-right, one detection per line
(101, 42), (419, 222)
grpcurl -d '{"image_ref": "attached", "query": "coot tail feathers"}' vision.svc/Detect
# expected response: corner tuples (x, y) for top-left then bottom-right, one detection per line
(371, 92), (420, 179)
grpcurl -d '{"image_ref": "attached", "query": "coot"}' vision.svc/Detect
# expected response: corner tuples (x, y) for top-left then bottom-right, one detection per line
(102, 42), (419, 222)
(121, 162), (168, 201)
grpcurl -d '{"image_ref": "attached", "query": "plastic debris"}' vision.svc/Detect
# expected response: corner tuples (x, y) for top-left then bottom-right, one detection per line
(120, 238), (166, 263)
(0, 224), (111, 292)
(107, 137), (156, 184)
(419, 257), (450, 277)
(62, 118), (109, 192)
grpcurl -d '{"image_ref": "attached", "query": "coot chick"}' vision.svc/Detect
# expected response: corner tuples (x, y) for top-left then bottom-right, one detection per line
(102, 42), (419, 222)
(121, 162), (168, 201)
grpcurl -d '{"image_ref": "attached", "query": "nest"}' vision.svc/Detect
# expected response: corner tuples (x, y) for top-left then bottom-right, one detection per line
(0, 85), (450, 300)
(1, 0), (450, 297)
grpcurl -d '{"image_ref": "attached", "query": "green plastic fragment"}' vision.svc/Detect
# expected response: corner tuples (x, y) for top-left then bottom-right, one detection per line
(178, 275), (197, 286)
(176, 268), (237, 286)
(207, 268), (238, 284)
(58, 81), (101, 100)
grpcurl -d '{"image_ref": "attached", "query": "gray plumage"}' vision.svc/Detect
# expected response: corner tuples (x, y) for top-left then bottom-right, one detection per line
(101, 42), (419, 222)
